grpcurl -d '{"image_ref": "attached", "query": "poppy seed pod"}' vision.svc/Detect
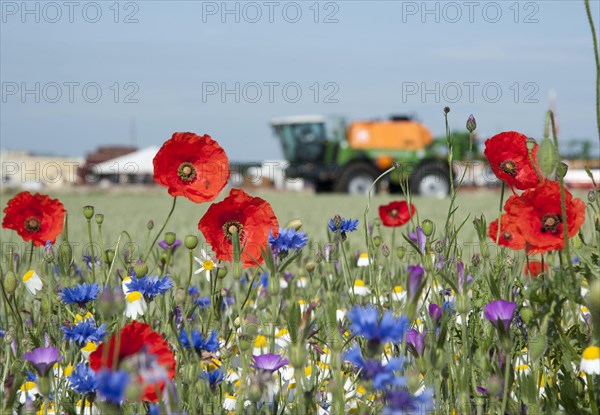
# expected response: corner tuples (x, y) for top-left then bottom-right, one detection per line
(164, 232), (176, 246)
(83, 206), (95, 220)
(184, 235), (198, 250)
(95, 214), (104, 225)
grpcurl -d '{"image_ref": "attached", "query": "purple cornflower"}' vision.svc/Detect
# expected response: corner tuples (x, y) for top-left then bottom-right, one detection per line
(485, 300), (517, 331)
(250, 353), (289, 372)
(23, 347), (63, 376)
(428, 304), (442, 323)
(407, 265), (425, 301)
(158, 239), (182, 251)
(406, 329), (427, 357)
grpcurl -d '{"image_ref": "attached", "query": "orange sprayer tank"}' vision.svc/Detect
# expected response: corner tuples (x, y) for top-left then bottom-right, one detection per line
(347, 120), (433, 150)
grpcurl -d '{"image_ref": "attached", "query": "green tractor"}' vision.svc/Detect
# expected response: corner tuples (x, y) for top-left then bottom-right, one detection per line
(271, 114), (473, 197)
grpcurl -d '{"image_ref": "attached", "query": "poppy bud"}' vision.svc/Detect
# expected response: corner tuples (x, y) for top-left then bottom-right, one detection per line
(238, 336), (252, 353)
(520, 307), (534, 324)
(57, 241), (72, 274)
(248, 383), (262, 403)
(373, 218), (382, 227)
(83, 205), (95, 220)
(105, 249), (115, 264)
(4, 270), (17, 294)
(133, 261), (148, 277)
(471, 253), (481, 267)
(305, 261), (316, 273)
(526, 137), (537, 153)
(443, 106), (450, 114)
(372, 236), (382, 247)
(217, 266), (228, 279)
(393, 161), (402, 169)
(421, 219), (434, 237)
(466, 114), (477, 133)
(396, 246), (406, 260)
(95, 214), (104, 225)
(381, 243), (390, 257)
(164, 232), (176, 246)
(286, 218), (303, 231)
(184, 235), (198, 250)
(147, 220), (154, 230)
(556, 162), (568, 179)
(586, 279), (600, 322)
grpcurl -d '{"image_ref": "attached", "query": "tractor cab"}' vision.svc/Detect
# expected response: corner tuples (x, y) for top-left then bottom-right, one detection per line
(271, 115), (345, 164)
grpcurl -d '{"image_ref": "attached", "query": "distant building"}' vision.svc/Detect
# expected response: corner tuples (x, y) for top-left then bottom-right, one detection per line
(1, 149), (82, 190)
(78, 145), (138, 184)
(85, 146), (158, 186)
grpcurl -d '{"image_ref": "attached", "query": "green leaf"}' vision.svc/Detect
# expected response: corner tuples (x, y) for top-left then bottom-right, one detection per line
(529, 333), (547, 363)
(537, 137), (557, 177)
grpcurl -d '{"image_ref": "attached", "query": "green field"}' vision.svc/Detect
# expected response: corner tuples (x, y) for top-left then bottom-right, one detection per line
(0, 188), (505, 263)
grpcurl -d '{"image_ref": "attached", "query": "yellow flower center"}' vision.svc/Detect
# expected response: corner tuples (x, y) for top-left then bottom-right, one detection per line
(203, 259), (215, 271)
(354, 279), (366, 287)
(23, 270), (36, 282)
(582, 346), (600, 360)
(82, 342), (98, 353)
(393, 286), (404, 293)
(126, 291), (143, 302)
(254, 335), (267, 348)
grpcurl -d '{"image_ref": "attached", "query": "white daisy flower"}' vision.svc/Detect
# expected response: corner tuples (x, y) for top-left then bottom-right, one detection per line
(580, 346), (600, 375)
(17, 381), (39, 404)
(392, 285), (406, 302)
(349, 279), (370, 296)
(194, 249), (222, 281)
(125, 291), (147, 320)
(22, 270), (42, 295)
(356, 253), (370, 267)
(75, 399), (100, 415)
(121, 276), (132, 295)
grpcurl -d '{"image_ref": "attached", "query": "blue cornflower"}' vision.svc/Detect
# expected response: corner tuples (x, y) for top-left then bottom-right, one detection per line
(62, 319), (107, 347)
(26, 370), (37, 382)
(68, 363), (97, 395)
(328, 215), (358, 240)
(194, 297), (211, 310)
(188, 286), (199, 297)
(61, 282), (100, 306)
(82, 255), (101, 270)
(347, 305), (409, 345)
(179, 329), (219, 353)
(0, 326), (4, 338)
(268, 228), (308, 254)
(199, 368), (225, 390)
(126, 275), (173, 301)
(147, 404), (160, 415)
(344, 347), (405, 390)
(95, 369), (129, 404)
(383, 388), (435, 415)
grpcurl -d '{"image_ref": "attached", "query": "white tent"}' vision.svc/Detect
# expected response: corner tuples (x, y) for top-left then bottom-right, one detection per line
(90, 146), (159, 177)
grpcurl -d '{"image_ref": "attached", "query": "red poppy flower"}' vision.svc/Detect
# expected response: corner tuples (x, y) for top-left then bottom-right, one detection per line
(523, 260), (548, 277)
(488, 213), (526, 251)
(484, 131), (543, 190)
(89, 321), (176, 402)
(2, 192), (65, 246)
(198, 189), (279, 267)
(504, 181), (586, 254)
(378, 201), (415, 227)
(153, 132), (230, 203)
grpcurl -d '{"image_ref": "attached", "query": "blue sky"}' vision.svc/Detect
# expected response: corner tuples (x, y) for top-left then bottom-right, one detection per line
(1, 1), (599, 161)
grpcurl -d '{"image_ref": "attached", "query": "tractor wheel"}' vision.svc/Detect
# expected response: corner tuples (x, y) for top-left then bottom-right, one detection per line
(315, 180), (333, 193)
(409, 161), (452, 198)
(334, 162), (381, 195)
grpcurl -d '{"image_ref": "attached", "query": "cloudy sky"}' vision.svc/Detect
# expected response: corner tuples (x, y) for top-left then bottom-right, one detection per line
(1, 1), (599, 161)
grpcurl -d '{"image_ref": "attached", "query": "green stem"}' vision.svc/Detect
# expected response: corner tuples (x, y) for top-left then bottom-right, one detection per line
(584, 0), (600, 145)
(26, 240), (34, 271)
(586, 374), (599, 415)
(187, 249), (194, 288)
(87, 219), (95, 280)
(500, 349), (512, 415)
(144, 197), (178, 262)
(495, 183), (506, 246)
(97, 222), (107, 282)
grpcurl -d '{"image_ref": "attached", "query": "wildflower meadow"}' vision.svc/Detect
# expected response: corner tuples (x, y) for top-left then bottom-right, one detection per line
(1, 6), (600, 415)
